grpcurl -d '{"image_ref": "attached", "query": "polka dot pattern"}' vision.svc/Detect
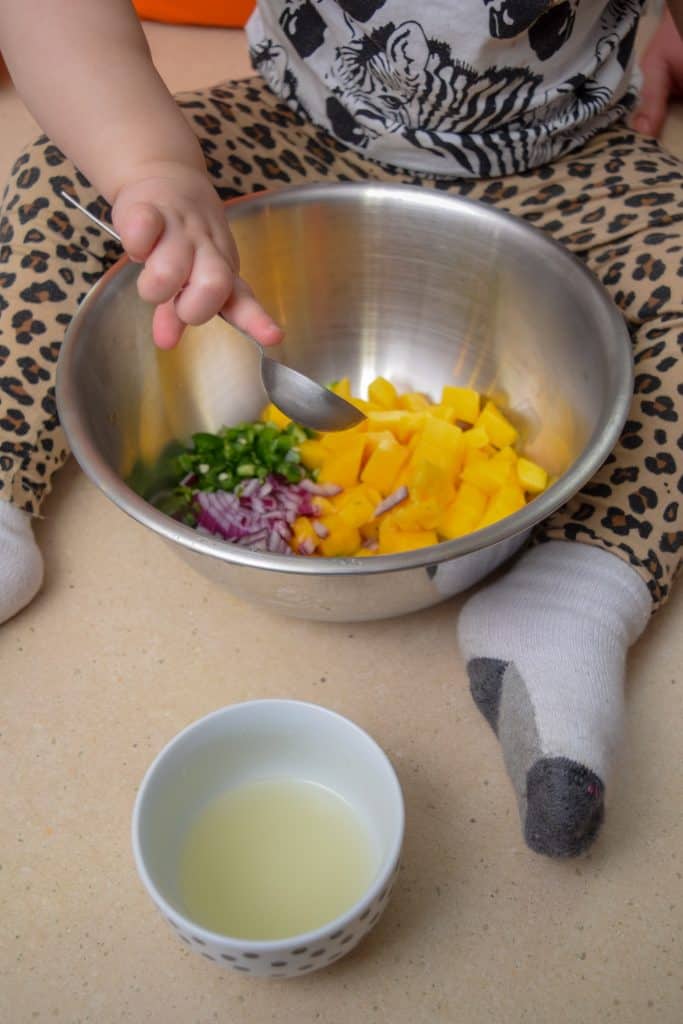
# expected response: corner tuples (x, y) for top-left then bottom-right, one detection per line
(162, 858), (401, 978)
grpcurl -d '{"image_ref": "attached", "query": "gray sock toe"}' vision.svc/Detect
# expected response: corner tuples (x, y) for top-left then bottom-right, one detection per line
(524, 757), (605, 858)
(467, 657), (508, 733)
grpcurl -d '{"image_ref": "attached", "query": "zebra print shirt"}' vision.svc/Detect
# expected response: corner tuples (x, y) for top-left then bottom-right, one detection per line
(247, 0), (645, 178)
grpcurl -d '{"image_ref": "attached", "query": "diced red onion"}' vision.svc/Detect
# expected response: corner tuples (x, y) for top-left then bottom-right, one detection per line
(374, 485), (409, 518)
(298, 479), (343, 497)
(312, 520), (329, 539)
(193, 474), (330, 556)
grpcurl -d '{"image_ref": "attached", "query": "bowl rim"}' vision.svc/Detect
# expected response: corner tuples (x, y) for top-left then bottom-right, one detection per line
(56, 180), (633, 577)
(130, 698), (404, 953)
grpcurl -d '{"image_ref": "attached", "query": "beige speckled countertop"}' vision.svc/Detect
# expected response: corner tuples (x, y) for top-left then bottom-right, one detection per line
(1, 22), (682, 1024)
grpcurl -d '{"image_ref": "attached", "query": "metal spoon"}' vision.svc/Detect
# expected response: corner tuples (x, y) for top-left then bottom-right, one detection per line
(60, 191), (365, 432)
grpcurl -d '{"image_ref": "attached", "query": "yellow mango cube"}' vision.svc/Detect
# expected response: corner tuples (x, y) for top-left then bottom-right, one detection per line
(291, 516), (319, 554)
(517, 456), (548, 494)
(329, 377), (352, 400)
(461, 458), (514, 496)
(399, 391), (432, 411)
(428, 404), (457, 423)
(438, 481), (488, 539)
(411, 418), (464, 478)
(298, 439), (327, 470)
(408, 460), (456, 506)
(360, 518), (380, 543)
(365, 410), (425, 443)
(368, 376), (400, 409)
(260, 402), (291, 430)
(317, 516), (361, 557)
(312, 496), (335, 515)
(317, 434), (366, 489)
(476, 401), (518, 449)
(493, 445), (518, 465)
(478, 482), (526, 529)
(360, 437), (409, 495)
(319, 425), (367, 451)
(362, 430), (397, 458)
(441, 386), (481, 424)
(378, 526), (439, 555)
(395, 498), (441, 531)
(336, 484), (382, 528)
(464, 425), (490, 449)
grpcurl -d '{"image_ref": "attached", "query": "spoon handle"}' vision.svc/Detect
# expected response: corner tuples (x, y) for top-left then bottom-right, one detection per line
(60, 191), (122, 242)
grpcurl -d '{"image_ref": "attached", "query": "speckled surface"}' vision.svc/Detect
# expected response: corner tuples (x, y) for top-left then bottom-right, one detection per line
(1, 22), (682, 1024)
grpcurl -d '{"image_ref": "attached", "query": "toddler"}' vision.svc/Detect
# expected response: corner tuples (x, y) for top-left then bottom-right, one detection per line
(0, 0), (681, 857)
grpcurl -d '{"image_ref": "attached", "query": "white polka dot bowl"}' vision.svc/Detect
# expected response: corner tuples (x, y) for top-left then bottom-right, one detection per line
(132, 699), (404, 978)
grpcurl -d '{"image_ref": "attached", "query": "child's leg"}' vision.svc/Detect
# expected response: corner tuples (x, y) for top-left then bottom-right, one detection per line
(457, 127), (682, 855)
(0, 136), (123, 621)
(0, 77), (398, 623)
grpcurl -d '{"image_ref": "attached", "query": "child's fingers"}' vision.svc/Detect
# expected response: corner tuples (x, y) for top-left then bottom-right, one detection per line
(136, 220), (194, 305)
(173, 241), (235, 327)
(630, 57), (670, 138)
(220, 277), (284, 347)
(151, 298), (186, 350)
(113, 201), (165, 262)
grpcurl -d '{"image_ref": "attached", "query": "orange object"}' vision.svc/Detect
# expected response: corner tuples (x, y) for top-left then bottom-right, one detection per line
(133, 1), (255, 28)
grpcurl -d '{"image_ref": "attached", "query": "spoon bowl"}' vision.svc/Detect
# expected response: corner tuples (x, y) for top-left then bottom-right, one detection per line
(59, 190), (365, 432)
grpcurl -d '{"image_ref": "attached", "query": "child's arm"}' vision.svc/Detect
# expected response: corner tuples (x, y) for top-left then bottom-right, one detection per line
(631, 2), (683, 139)
(0, 0), (283, 349)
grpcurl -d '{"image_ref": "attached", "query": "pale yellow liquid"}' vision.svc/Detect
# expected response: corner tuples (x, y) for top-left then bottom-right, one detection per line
(179, 778), (378, 940)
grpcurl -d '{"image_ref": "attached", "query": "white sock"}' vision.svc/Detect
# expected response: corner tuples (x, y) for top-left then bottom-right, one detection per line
(457, 541), (651, 857)
(0, 501), (44, 624)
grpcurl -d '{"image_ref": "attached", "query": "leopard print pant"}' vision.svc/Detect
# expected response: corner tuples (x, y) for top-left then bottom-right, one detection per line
(1, 78), (681, 610)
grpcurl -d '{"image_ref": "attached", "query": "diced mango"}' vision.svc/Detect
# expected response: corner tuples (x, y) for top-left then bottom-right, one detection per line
(360, 518), (380, 543)
(438, 481), (489, 539)
(362, 430), (397, 458)
(464, 425), (490, 449)
(360, 437), (409, 495)
(411, 417), (464, 478)
(317, 434), (366, 489)
(329, 377), (352, 400)
(429, 404), (458, 423)
(312, 496), (335, 516)
(368, 376), (399, 409)
(399, 391), (432, 411)
(461, 458), (514, 495)
(260, 402), (291, 430)
(408, 460), (456, 506)
(291, 516), (319, 554)
(476, 401), (518, 449)
(441, 386), (481, 424)
(378, 525), (439, 555)
(299, 439), (327, 470)
(288, 376), (549, 559)
(493, 445), (518, 465)
(317, 516), (361, 557)
(478, 482), (526, 529)
(394, 498), (441, 531)
(336, 484), (382, 528)
(319, 425), (367, 451)
(517, 456), (548, 494)
(365, 410), (425, 444)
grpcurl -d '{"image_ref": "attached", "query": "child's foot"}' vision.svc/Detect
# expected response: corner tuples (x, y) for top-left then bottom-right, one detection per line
(457, 541), (651, 857)
(0, 501), (44, 624)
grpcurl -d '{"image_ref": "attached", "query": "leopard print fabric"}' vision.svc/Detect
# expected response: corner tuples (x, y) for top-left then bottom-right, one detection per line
(0, 77), (680, 609)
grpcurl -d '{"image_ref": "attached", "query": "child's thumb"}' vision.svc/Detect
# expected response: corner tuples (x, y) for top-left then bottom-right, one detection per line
(629, 59), (670, 138)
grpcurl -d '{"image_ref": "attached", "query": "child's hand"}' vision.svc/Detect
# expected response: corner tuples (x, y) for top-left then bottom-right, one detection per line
(630, 6), (683, 139)
(111, 163), (284, 350)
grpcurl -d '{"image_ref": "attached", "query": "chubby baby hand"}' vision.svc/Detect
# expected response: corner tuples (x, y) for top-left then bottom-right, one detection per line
(111, 163), (283, 349)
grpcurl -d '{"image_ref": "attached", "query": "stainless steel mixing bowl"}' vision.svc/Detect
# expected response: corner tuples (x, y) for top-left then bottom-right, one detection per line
(56, 183), (632, 621)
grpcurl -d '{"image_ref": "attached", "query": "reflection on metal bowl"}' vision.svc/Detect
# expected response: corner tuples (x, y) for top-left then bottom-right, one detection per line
(56, 183), (632, 622)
